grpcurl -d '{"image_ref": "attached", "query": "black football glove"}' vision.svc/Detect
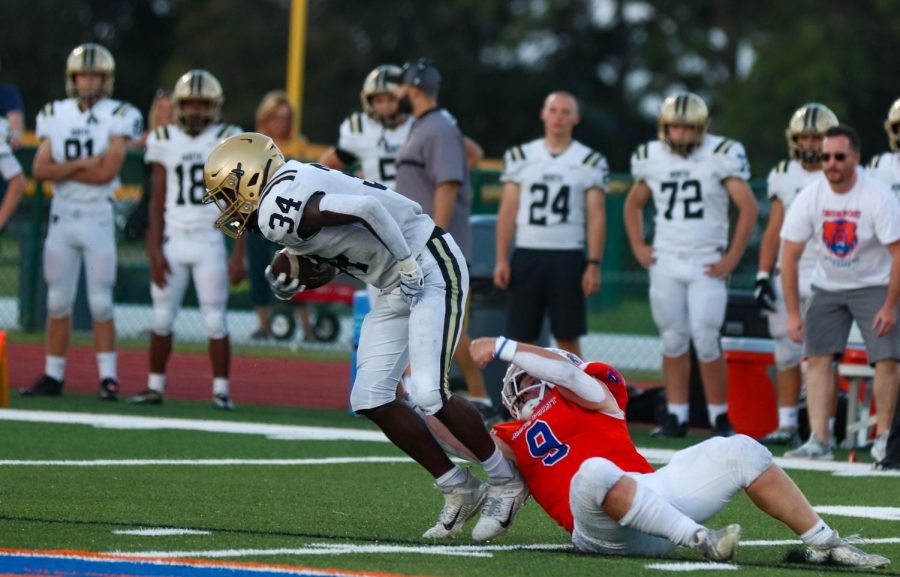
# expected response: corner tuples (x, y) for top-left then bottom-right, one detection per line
(754, 273), (776, 312)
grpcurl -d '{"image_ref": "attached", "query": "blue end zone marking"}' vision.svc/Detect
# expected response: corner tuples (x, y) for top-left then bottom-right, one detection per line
(0, 552), (357, 577)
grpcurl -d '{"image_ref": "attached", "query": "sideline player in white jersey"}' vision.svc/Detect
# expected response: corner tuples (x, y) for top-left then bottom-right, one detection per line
(130, 70), (243, 410)
(494, 91), (607, 358)
(0, 117), (25, 232)
(203, 133), (528, 541)
(755, 103), (838, 446)
(22, 43), (142, 400)
(624, 92), (758, 438)
(869, 99), (900, 198)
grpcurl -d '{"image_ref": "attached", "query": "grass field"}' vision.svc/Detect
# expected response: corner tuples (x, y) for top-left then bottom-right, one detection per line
(2, 392), (899, 577)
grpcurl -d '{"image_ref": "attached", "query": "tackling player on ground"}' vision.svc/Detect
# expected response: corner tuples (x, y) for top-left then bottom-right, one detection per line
(467, 337), (890, 568)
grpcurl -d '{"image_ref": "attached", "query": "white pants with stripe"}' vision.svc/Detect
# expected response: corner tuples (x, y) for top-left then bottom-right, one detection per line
(351, 231), (469, 415)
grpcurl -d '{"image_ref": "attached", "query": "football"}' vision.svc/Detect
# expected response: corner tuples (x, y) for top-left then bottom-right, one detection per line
(269, 249), (339, 292)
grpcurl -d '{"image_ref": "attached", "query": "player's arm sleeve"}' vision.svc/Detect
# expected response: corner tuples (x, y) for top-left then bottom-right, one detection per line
(715, 140), (751, 181)
(874, 187), (900, 245)
(507, 349), (607, 403)
(317, 193), (413, 260)
(766, 166), (780, 200)
(779, 188), (813, 243)
(335, 117), (359, 164)
(589, 154), (610, 191)
(112, 105), (144, 141)
(143, 131), (162, 164)
(35, 107), (50, 141)
(630, 143), (650, 181)
(500, 147), (522, 183)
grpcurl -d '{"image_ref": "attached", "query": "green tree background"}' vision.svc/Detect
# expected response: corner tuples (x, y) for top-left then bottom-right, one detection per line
(2, 0), (900, 174)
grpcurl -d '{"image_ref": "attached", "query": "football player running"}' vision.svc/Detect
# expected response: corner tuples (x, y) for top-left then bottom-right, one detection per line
(467, 337), (890, 568)
(756, 104), (838, 448)
(202, 133), (527, 541)
(131, 70), (243, 410)
(22, 44), (143, 400)
(624, 92), (758, 438)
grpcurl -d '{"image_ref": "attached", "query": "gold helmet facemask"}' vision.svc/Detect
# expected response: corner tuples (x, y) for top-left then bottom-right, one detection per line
(65, 43), (115, 105)
(785, 103), (839, 165)
(360, 64), (405, 128)
(173, 69), (224, 135)
(658, 92), (709, 156)
(884, 99), (900, 152)
(203, 132), (286, 239)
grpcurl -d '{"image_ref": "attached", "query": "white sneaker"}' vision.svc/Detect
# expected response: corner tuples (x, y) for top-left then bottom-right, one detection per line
(871, 433), (889, 463)
(784, 435), (834, 460)
(422, 469), (487, 539)
(691, 524), (741, 562)
(471, 467), (530, 541)
(806, 533), (890, 569)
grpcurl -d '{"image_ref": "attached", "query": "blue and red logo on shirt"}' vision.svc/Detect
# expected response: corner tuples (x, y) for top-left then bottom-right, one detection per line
(822, 218), (858, 258)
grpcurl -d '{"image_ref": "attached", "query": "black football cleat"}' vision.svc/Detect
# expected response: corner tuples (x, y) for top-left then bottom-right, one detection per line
(711, 413), (735, 437)
(650, 413), (687, 438)
(98, 378), (120, 401)
(20, 375), (64, 397)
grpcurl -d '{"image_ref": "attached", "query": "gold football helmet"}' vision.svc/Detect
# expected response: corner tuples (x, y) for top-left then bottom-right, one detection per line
(785, 103), (838, 164)
(203, 132), (286, 238)
(65, 43), (115, 103)
(884, 99), (900, 152)
(658, 92), (709, 156)
(173, 69), (224, 135)
(360, 64), (404, 128)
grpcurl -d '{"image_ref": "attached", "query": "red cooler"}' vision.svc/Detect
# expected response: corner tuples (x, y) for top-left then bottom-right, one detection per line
(721, 337), (778, 439)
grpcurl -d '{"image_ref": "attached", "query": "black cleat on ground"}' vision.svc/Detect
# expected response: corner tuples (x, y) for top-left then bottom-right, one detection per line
(874, 459), (899, 471)
(130, 389), (164, 405)
(98, 378), (120, 401)
(711, 413), (735, 437)
(650, 413), (687, 438)
(20, 375), (64, 397)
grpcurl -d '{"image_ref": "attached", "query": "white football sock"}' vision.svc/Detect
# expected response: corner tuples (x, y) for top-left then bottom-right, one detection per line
(800, 519), (836, 547)
(778, 406), (799, 430)
(45, 356), (65, 381)
(148, 373), (166, 393)
(213, 377), (229, 396)
(97, 352), (116, 381)
(619, 483), (702, 546)
(481, 446), (514, 481)
(668, 403), (689, 425)
(435, 465), (468, 488)
(707, 403), (727, 424)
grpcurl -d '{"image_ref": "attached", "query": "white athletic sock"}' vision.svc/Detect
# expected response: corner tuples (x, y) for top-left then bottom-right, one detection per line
(45, 356), (66, 381)
(707, 403), (727, 424)
(778, 406), (799, 430)
(213, 377), (229, 396)
(435, 465), (468, 488)
(148, 373), (166, 393)
(97, 352), (116, 381)
(800, 519), (836, 547)
(668, 403), (689, 425)
(481, 446), (514, 481)
(827, 417), (836, 436)
(619, 483), (702, 546)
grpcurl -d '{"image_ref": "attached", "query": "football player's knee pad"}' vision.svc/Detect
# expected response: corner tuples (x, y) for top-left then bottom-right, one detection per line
(773, 336), (803, 370)
(717, 435), (773, 487)
(46, 286), (74, 319)
(693, 330), (722, 363)
(87, 290), (114, 322)
(572, 458), (624, 507)
(150, 309), (175, 337)
(660, 329), (690, 358)
(201, 307), (228, 340)
(406, 381), (446, 416)
(349, 374), (398, 413)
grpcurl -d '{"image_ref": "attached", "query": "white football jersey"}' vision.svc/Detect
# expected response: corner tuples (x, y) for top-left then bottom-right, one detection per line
(501, 138), (608, 250)
(0, 117), (22, 180)
(337, 112), (413, 187)
(767, 159), (821, 280)
(868, 151), (900, 201)
(631, 133), (750, 253)
(35, 97), (143, 203)
(145, 123), (242, 233)
(257, 160), (434, 288)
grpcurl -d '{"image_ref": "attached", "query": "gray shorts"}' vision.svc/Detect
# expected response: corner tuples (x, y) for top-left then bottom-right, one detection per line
(805, 285), (900, 363)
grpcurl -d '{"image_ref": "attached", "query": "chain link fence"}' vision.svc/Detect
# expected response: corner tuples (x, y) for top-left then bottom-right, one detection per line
(3, 145), (766, 376)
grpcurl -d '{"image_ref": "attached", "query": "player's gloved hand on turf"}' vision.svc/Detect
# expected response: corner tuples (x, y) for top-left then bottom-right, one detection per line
(754, 272), (776, 312)
(265, 265), (302, 301)
(398, 256), (424, 307)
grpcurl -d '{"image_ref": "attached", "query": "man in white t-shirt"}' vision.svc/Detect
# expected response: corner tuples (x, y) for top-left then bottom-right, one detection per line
(781, 124), (900, 460)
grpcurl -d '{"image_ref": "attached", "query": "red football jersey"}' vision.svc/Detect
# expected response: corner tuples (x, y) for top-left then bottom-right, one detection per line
(493, 361), (653, 533)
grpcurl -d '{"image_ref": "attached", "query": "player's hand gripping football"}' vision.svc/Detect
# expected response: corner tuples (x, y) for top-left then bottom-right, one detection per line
(264, 265), (302, 301)
(398, 256), (424, 307)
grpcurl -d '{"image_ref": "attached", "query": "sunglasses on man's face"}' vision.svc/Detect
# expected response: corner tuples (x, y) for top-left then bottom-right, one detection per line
(819, 152), (849, 162)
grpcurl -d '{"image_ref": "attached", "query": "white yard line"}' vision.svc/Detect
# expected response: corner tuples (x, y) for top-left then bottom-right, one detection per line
(113, 528), (212, 536)
(108, 543), (571, 559)
(0, 457), (415, 466)
(645, 562), (738, 571)
(0, 409), (896, 477)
